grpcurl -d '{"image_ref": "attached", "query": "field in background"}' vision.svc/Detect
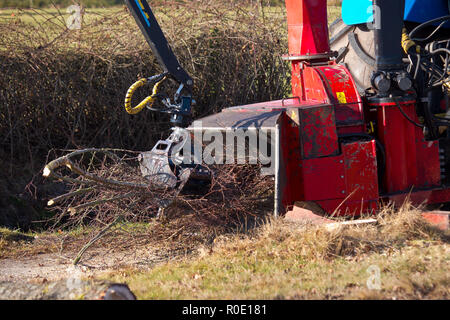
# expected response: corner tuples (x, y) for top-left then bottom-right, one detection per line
(0, 4), (341, 29)
(0, 6), (123, 25)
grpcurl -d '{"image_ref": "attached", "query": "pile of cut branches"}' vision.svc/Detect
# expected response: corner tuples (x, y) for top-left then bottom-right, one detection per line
(43, 148), (274, 230)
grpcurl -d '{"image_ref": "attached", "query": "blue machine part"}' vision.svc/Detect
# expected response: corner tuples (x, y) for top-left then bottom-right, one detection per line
(342, 0), (374, 25)
(342, 0), (450, 26)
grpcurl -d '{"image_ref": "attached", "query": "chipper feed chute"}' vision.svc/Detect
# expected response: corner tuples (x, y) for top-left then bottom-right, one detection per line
(188, 87), (378, 217)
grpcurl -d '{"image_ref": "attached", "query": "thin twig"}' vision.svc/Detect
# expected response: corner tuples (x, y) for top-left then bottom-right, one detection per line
(47, 187), (95, 206)
(73, 215), (122, 265)
(68, 192), (134, 216)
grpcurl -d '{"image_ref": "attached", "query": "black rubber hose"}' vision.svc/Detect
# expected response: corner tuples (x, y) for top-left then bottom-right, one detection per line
(409, 15), (450, 41)
(394, 100), (425, 128)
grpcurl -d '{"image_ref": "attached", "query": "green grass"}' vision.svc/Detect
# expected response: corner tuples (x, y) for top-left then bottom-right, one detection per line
(0, 227), (36, 258)
(0, 227), (35, 242)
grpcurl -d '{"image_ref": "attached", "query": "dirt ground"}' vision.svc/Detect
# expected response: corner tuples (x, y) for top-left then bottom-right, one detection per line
(0, 238), (180, 299)
(0, 247), (162, 283)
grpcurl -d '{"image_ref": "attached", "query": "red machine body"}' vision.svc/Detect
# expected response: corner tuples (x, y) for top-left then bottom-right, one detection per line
(194, 0), (450, 216)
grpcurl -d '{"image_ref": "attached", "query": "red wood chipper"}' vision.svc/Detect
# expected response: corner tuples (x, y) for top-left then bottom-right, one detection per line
(44, 0), (450, 225)
(186, 0), (450, 219)
(125, 0), (450, 219)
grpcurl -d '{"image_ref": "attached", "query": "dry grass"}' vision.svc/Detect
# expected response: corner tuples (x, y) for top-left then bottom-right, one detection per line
(1, 201), (448, 299)
(101, 202), (449, 300)
(0, 227), (51, 259)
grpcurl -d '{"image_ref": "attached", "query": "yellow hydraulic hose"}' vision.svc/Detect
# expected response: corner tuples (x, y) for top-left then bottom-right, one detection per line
(401, 27), (421, 54)
(124, 77), (166, 115)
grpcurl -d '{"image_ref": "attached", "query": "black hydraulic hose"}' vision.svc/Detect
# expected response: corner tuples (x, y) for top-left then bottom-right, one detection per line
(425, 48), (450, 85)
(393, 99), (425, 128)
(412, 20), (449, 42)
(409, 15), (450, 41)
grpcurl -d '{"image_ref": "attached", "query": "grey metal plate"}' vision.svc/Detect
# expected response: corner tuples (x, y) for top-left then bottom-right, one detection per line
(188, 110), (283, 131)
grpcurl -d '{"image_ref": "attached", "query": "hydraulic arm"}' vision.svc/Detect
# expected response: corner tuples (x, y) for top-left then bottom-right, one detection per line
(123, 0), (193, 127)
(123, 0), (192, 88)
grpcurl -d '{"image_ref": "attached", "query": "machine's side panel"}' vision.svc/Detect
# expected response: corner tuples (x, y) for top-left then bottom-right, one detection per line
(298, 105), (339, 159)
(341, 140), (379, 212)
(415, 134), (441, 189)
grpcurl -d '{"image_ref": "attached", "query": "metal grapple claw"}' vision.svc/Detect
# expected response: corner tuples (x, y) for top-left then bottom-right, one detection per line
(138, 127), (211, 194)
